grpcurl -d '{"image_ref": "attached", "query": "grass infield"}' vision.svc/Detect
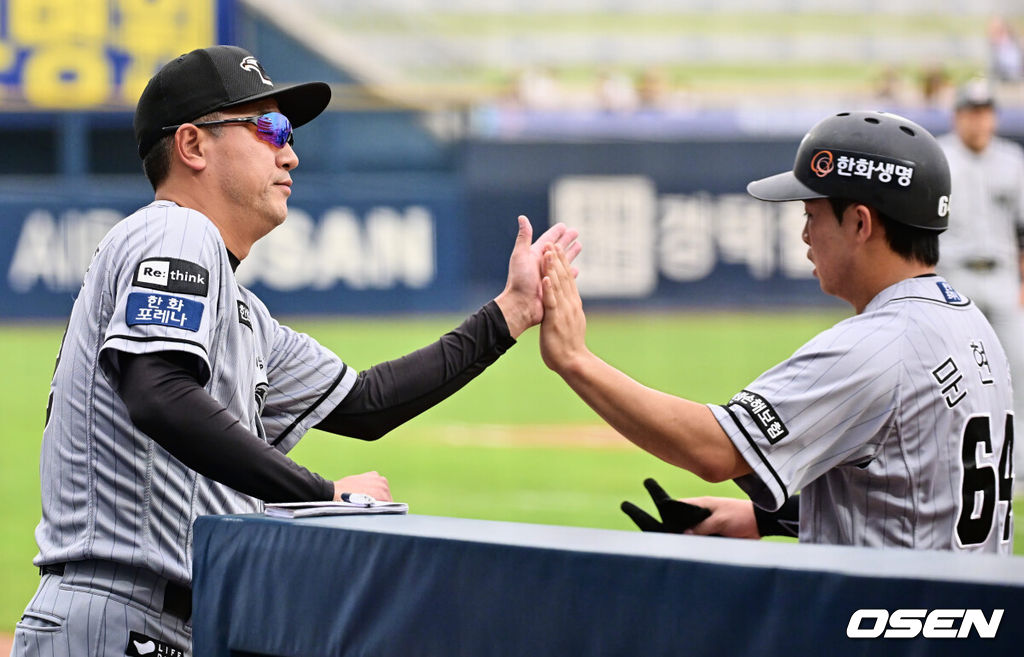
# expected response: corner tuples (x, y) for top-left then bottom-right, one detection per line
(2, 308), (1022, 631)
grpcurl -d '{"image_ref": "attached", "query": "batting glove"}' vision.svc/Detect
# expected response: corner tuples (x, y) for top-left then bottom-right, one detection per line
(621, 477), (711, 534)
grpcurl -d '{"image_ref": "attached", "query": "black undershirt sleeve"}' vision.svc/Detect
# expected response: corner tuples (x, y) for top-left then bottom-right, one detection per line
(315, 300), (517, 440)
(116, 350), (334, 503)
(753, 494), (800, 538)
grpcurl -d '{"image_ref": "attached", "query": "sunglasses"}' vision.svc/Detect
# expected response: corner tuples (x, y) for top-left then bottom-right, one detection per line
(163, 112), (294, 148)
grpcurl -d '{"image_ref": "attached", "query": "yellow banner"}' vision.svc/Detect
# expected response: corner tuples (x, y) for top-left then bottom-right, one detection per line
(1, 0), (218, 109)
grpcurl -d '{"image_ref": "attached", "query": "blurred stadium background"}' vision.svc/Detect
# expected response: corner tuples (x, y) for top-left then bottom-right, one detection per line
(3, 0), (1024, 637)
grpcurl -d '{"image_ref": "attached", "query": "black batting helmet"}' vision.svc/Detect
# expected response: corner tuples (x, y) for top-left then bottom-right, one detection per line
(746, 111), (950, 232)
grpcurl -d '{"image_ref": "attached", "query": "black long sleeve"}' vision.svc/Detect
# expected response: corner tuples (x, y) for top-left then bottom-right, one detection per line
(315, 301), (516, 440)
(116, 351), (334, 503)
(753, 495), (800, 538)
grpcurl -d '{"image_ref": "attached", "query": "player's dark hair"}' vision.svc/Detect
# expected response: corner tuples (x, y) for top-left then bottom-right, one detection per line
(141, 111), (224, 191)
(829, 197), (939, 266)
(142, 136), (172, 190)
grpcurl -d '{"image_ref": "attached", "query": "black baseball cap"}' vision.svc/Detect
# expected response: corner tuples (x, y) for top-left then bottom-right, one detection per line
(134, 45), (331, 159)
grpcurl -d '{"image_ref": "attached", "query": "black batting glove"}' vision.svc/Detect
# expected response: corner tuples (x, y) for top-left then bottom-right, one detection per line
(621, 478), (712, 534)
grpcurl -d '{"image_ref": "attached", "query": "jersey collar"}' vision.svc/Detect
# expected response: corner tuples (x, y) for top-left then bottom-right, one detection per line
(864, 274), (970, 313)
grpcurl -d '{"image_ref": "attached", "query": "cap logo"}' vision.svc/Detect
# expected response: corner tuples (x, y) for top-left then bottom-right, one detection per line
(240, 56), (273, 86)
(809, 148), (916, 188)
(810, 150), (834, 177)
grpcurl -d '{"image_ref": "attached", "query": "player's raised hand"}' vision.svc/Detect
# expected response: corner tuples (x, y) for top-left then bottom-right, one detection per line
(333, 471), (391, 502)
(539, 243), (588, 373)
(494, 215), (580, 338)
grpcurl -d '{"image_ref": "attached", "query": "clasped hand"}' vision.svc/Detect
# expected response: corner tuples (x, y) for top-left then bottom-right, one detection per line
(495, 215), (581, 339)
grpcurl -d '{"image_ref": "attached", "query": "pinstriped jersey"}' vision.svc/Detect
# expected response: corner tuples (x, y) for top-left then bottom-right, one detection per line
(34, 200), (356, 585)
(937, 133), (1024, 270)
(711, 275), (1015, 553)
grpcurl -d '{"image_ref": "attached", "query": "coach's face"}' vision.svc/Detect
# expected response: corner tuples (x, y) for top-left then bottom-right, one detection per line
(802, 199), (856, 299)
(209, 100), (298, 240)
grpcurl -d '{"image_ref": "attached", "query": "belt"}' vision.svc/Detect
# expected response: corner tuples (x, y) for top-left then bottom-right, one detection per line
(40, 562), (192, 621)
(963, 258), (998, 272)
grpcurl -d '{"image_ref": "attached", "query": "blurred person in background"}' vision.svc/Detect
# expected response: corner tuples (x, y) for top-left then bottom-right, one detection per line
(595, 69), (640, 114)
(937, 76), (1024, 477)
(920, 63), (954, 109)
(988, 17), (1023, 83)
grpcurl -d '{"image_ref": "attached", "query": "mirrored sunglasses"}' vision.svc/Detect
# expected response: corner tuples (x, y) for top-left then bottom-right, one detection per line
(163, 112), (294, 148)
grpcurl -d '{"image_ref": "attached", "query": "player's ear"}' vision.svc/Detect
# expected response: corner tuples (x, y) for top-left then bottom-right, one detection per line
(849, 203), (876, 243)
(171, 125), (208, 173)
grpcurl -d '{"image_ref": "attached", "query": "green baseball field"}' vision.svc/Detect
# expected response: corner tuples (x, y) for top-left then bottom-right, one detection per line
(2, 308), (1022, 632)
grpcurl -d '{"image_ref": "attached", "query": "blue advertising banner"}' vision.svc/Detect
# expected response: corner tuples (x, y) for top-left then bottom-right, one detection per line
(463, 138), (836, 310)
(0, 174), (467, 319)
(0, 137), (868, 320)
(236, 174), (469, 315)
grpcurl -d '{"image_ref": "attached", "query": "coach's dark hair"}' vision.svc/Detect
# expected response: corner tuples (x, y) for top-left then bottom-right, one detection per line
(829, 197), (939, 266)
(142, 135), (172, 190)
(141, 112), (224, 191)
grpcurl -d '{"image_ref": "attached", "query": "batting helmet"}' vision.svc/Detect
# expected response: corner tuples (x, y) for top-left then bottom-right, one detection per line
(746, 111), (950, 232)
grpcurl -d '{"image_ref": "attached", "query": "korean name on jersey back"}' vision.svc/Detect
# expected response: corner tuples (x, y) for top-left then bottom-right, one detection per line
(126, 292), (204, 332)
(133, 257), (210, 296)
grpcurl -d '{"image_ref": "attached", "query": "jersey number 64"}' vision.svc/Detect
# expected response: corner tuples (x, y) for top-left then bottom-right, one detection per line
(956, 413), (1014, 547)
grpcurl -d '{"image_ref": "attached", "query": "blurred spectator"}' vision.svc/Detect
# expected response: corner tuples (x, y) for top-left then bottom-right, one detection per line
(637, 66), (694, 111)
(874, 66), (902, 101)
(637, 67), (669, 109)
(873, 65), (914, 107)
(988, 16), (1023, 83)
(920, 63), (954, 108)
(936, 76), (1024, 475)
(595, 69), (639, 113)
(515, 66), (564, 110)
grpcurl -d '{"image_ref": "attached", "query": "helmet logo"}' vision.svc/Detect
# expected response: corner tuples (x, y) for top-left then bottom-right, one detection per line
(938, 195), (950, 217)
(810, 150), (834, 177)
(240, 56), (273, 86)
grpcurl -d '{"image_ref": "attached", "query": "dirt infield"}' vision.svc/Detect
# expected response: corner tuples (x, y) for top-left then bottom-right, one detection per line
(2, 633), (12, 653)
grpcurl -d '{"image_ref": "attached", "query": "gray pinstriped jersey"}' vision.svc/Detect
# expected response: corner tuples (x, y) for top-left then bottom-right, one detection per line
(33, 200), (356, 585)
(937, 133), (1024, 269)
(711, 276), (1015, 553)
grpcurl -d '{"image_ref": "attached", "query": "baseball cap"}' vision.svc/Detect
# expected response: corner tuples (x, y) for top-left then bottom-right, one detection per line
(954, 77), (996, 110)
(134, 45), (331, 158)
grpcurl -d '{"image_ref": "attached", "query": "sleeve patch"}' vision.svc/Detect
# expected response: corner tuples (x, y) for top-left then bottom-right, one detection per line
(133, 257), (210, 296)
(126, 292), (204, 332)
(237, 300), (252, 330)
(727, 389), (790, 444)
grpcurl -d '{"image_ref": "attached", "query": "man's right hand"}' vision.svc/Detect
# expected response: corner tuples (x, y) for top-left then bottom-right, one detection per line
(539, 243), (590, 375)
(333, 471), (391, 502)
(681, 496), (761, 538)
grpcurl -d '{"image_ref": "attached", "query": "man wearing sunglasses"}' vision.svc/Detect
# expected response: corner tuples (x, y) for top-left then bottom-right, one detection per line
(13, 45), (580, 657)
